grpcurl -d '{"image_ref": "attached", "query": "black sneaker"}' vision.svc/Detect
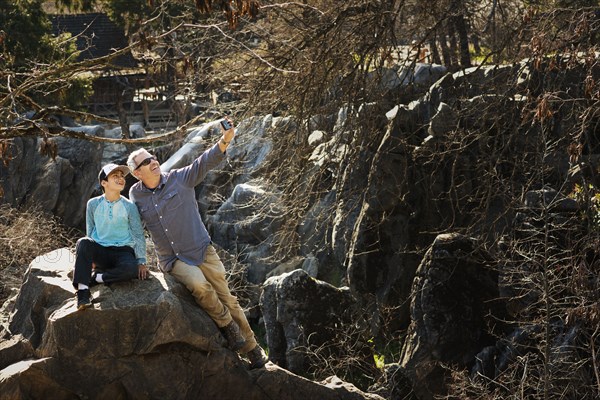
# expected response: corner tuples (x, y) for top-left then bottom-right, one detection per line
(77, 289), (92, 310)
(89, 271), (99, 287)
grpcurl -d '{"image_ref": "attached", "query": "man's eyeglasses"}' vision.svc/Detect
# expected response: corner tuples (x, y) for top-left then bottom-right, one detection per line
(135, 156), (157, 170)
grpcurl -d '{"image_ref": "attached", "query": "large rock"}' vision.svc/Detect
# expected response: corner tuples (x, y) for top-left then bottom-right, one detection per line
(197, 115), (275, 221)
(367, 63), (447, 91)
(101, 123), (145, 165)
(0, 133), (102, 229)
(398, 233), (506, 400)
(209, 181), (285, 283)
(0, 249), (381, 400)
(346, 117), (418, 333)
(52, 132), (105, 228)
(261, 269), (377, 382)
(297, 191), (342, 282)
(0, 137), (39, 207)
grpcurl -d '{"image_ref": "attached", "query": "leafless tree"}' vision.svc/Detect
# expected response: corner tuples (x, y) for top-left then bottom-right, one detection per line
(2, 0), (600, 396)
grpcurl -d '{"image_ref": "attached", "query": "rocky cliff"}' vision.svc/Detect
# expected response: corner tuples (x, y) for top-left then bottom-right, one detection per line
(0, 248), (382, 400)
(1, 57), (597, 399)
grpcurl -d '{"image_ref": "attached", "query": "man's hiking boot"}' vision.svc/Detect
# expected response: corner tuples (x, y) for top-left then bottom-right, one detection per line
(246, 345), (268, 369)
(77, 289), (92, 310)
(222, 320), (246, 352)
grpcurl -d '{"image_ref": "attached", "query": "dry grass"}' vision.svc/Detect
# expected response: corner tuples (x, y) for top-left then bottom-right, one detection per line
(0, 205), (78, 306)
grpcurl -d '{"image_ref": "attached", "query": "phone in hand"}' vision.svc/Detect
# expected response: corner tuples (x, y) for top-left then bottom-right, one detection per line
(221, 119), (232, 131)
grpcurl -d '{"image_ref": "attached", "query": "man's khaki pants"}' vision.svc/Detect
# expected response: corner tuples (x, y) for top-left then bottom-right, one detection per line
(170, 245), (257, 354)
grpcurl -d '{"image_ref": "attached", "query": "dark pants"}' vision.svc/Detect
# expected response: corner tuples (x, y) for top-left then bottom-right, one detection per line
(72, 237), (139, 288)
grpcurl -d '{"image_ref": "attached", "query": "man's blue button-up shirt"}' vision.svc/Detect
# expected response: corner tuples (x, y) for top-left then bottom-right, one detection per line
(129, 143), (225, 272)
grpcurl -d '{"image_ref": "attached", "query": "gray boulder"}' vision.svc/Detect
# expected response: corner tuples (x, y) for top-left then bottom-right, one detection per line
(0, 134), (102, 229)
(160, 121), (219, 173)
(397, 63), (447, 87)
(346, 118), (419, 333)
(101, 123), (146, 165)
(208, 181), (285, 283)
(48, 135), (104, 228)
(261, 269), (376, 380)
(0, 249), (382, 400)
(0, 137), (39, 207)
(427, 102), (457, 137)
(225, 115), (274, 178)
(368, 63), (447, 91)
(307, 130), (327, 146)
(398, 233), (506, 400)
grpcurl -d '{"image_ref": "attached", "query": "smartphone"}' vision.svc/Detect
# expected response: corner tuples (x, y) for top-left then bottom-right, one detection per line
(221, 119), (232, 131)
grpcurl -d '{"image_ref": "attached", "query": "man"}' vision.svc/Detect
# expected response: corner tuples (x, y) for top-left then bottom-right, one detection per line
(127, 118), (268, 369)
(73, 163), (149, 310)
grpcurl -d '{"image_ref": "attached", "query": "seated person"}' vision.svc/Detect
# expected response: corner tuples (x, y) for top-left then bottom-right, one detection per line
(72, 163), (148, 310)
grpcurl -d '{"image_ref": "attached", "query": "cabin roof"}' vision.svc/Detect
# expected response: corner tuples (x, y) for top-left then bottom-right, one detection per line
(51, 13), (138, 68)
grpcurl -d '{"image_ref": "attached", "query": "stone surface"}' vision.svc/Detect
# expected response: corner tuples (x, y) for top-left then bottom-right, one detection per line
(0, 134), (102, 229)
(261, 269), (376, 382)
(209, 181), (285, 282)
(399, 233), (506, 400)
(0, 249), (381, 400)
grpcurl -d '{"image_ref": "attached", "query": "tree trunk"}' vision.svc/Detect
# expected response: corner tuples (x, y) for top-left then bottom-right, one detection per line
(117, 100), (130, 139)
(454, 13), (471, 68)
(429, 37), (442, 65)
(116, 84), (130, 140)
(439, 31), (453, 69)
(447, 21), (458, 67)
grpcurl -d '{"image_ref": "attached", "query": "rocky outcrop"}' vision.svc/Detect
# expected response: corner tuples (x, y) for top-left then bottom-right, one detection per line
(261, 269), (377, 381)
(346, 111), (418, 332)
(209, 181), (285, 283)
(398, 233), (506, 400)
(0, 123), (148, 229)
(3, 58), (595, 399)
(1, 137), (44, 209)
(0, 133), (103, 229)
(0, 249), (382, 400)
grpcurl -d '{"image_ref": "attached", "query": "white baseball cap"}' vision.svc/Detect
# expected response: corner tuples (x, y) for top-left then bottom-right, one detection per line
(98, 163), (130, 184)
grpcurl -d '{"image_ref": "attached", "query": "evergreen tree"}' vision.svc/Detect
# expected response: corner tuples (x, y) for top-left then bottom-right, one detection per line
(0, 0), (55, 69)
